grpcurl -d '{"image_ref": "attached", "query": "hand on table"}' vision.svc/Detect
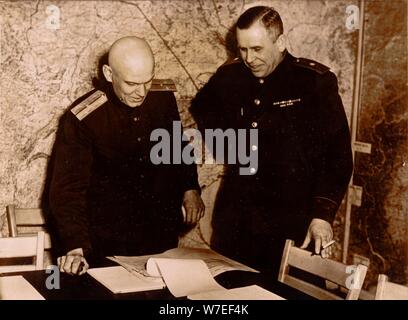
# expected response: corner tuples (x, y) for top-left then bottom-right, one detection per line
(57, 247), (89, 276)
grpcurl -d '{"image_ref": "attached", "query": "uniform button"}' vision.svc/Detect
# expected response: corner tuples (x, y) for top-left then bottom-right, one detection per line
(259, 79), (264, 84)
(254, 99), (261, 106)
(139, 157), (143, 162)
(137, 137), (142, 142)
(251, 145), (258, 151)
(251, 122), (258, 128)
(140, 174), (144, 179)
(133, 117), (140, 122)
(250, 168), (256, 174)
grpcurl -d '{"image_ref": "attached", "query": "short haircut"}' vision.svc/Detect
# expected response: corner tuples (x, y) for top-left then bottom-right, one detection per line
(236, 6), (283, 40)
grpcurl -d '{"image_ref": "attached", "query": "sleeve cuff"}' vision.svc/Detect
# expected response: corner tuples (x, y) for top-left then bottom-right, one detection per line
(62, 236), (92, 257)
(311, 196), (339, 223)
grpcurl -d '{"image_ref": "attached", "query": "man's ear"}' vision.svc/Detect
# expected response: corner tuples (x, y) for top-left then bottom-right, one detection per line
(102, 64), (113, 83)
(276, 34), (286, 53)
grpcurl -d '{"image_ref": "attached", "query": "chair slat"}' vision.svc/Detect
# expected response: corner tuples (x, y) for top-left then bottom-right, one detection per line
(285, 275), (343, 300)
(287, 246), (350, 286)
(0, 236), (39, 258)
(14, 208), (47, 225)
(18, 233), (52, 250)
(375, 274), (408, 300)
(0, 265), (38, 273)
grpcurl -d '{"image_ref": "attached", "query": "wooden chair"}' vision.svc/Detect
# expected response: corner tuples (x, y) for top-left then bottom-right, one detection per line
(375, 274), (408, 300)
(278, 239), (368, 300)
(0, 231), (45, 273)
(6, 205), (52, 249)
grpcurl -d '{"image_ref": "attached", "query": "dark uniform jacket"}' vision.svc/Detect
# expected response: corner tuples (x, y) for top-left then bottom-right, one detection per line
(49, 82), (200, 260)
(190, 52), (353, 271)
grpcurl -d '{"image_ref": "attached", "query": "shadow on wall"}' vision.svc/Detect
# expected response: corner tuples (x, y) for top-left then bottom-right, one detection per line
(92, 51), (109, 90)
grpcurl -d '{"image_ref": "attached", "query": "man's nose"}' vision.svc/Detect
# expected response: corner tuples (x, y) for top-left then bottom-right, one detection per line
(245, 51), (255, 64)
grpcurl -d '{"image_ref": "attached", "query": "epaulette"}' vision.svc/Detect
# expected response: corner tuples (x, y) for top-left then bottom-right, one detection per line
(293, 57), (330, 74)
(150, 79), (177, 92)
(71, 90), (107, 121)
(220, 57), (241, 67)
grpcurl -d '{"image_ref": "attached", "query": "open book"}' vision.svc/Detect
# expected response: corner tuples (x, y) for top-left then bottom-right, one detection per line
(89, 247), (281, 299)
(91, 247), (273, 298)
(89, 247), (257, 295)
(108, 246), (258, 279)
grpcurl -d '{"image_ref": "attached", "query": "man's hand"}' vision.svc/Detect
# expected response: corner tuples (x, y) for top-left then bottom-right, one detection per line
(301, 218), (333, 258)
(182, 189), (205, 225)
(57, 248), (89, 276)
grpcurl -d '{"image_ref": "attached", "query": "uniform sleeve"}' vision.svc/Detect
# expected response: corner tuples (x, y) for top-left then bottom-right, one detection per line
(189, 68), (230, 131)
(49, 112), (93, 254)
(311, 72), (353, 222)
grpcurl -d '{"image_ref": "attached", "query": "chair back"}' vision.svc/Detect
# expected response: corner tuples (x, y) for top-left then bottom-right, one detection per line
(375, 274), (408, 300)
(0, 231), (45, 273)
(6, 205), (52, 249)
(278, 239), (368, 300)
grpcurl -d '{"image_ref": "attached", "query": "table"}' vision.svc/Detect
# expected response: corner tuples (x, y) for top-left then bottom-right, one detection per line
(0, 265), (314, 300)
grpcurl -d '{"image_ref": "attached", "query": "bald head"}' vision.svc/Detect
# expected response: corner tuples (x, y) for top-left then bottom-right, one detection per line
(109, 36), (154, 77)
(103, 36), (155, 107)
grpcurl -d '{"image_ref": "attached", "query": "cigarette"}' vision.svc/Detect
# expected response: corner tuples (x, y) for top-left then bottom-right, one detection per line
(322, 240), (336, 249)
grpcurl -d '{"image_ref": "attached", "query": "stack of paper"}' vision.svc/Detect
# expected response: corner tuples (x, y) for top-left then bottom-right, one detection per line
(0, 275), (45, 300)
(87, 266), (165, 294)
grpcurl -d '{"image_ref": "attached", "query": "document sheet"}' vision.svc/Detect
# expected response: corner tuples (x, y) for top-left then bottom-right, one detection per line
(0, 275), (45, 300)
(87, 265), (165, 294)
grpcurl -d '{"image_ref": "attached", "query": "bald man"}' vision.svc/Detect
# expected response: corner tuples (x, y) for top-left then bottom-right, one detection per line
(49, 36), (204, 275)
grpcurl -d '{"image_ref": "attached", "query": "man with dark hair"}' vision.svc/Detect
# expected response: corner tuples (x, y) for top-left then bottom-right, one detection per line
(50, 36), (205, 275)
(190, 6), (353, 277)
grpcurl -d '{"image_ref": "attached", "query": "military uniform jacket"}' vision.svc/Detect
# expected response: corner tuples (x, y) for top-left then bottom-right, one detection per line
(50, 84), (200, 255)
(190, 52), (353, 225)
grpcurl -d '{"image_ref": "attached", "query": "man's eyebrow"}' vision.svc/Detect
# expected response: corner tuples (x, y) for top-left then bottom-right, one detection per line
(239, 46), (263, 50)
(125, 77), (153, 84)
(125, 76), (154, 85)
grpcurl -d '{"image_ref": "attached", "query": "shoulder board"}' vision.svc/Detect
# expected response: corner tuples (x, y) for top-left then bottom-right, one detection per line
(220, 57), (241, 67)
(293, 57), (330, 74)
(150, 79), (177, 92)
(71, 90), (107, 121)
